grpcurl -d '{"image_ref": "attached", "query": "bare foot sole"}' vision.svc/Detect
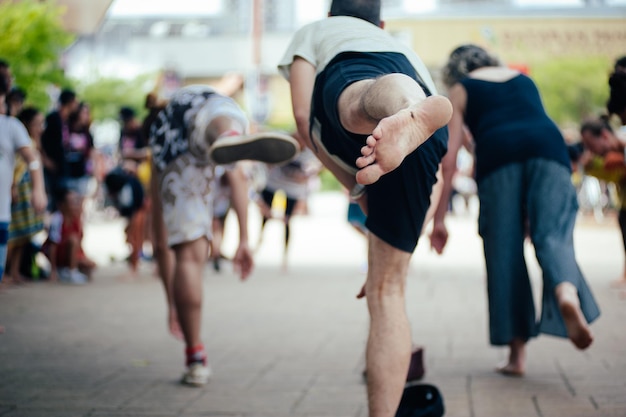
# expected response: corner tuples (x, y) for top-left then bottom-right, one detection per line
(355, 95), (452, 185)
(495, 363), (524, 377)
(559, 298), (593, 350)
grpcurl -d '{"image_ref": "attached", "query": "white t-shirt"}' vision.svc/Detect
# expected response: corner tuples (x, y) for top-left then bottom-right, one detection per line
(277, 16), (437, 95)
(0, 115), (31, 221)
(264, 147), (322, 200)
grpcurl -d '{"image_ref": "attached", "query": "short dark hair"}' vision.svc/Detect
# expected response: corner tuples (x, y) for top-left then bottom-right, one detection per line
(59, 88), (76, 106)
(119, 106), (136, 122)
(607, 70), (626, 116)
(0, 73), (7, 96)
(17, 106), (40, 127)
(7, 87), (26, 102)
(614, 55), (626, 72)
(0, 59), (8, 70)
(580, 115), (613, 137)
(329, 0), (381, 26)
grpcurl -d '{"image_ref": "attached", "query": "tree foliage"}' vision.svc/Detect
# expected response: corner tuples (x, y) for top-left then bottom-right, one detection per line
(0, 0), (74, 110)
(531, 56), (612, 126)
(75, 73), (157, 122)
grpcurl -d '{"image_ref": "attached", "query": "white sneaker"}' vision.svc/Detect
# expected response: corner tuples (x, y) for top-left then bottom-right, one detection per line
(58, 268), (72, 282)
(208, 132), (298, 165)
(181, 363), (211, 387)
(69, 269), (88, 284)
(59, 268), (87, 285)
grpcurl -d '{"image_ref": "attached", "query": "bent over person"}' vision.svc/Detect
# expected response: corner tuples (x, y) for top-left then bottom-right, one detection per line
(278, 1), (452, 415)
(430, 44), (600, 377)
(150, 85), (297, 386)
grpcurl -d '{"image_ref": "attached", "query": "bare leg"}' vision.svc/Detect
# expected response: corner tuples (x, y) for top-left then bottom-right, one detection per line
(127, 209), (145, 275)
(66, 236), (79, 270)
(78, 255), (97, 280)
(173, 238), (209, 350)
(614, 211), (626, 286)
(151, 164), (182, 340)
(210, 217), (225, 271)
(282, 217), (291, 273)
(556, 282), (593, 350)
(205, 115), (246, 145)
(365, 233), (412, 417)
(337, 73), (452, 185)
(496, 338), (526, 376)
(255, 199), (271, 251)
(8, 243), (25, 284)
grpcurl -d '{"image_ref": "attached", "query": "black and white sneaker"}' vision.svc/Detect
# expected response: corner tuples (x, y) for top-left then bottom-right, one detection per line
(208, 132), (299, 165)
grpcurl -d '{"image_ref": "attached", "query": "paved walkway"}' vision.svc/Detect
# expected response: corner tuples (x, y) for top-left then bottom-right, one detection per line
(1, 192), (625, 417)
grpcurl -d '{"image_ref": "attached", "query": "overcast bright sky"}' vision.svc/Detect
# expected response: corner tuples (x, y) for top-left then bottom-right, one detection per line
(108, 0), (626, 20)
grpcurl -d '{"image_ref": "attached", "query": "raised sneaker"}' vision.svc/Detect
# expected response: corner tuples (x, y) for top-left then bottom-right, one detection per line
(208, 132), (298, 165)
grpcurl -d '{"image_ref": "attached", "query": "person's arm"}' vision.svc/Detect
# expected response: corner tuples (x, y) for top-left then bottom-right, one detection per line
(17, 146), (47, 214)
(13, 118), (47, 213)
(289, 57), (362, 205)
(289, 57), (316, 149)
(122, 147), (149, 161)
(429, 84), (468, 254)
(41, 113), (62, 174)
(225, 164), (253, 280)
(121, 129), (149, 162)
(40, 152), (56, 172)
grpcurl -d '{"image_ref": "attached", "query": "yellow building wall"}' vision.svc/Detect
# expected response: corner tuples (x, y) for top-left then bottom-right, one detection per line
(387, 17), (626, 67)
(269, 16), (626, 128)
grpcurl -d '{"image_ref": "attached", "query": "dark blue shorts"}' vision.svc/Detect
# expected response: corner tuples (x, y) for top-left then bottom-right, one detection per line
(311, 51), (448, 252)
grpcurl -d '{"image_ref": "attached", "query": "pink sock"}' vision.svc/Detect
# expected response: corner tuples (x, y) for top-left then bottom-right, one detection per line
(218, 129), (242, 139)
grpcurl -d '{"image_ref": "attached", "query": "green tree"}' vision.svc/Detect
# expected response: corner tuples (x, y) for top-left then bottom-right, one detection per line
(75, 73), (157, 122)
(532, 56), (612, 126)
(0, 0), (74, 110)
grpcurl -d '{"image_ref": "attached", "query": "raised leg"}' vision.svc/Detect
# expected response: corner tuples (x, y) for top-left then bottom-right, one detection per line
(556, 282), (593, 350)
(336, 73), (452, 185)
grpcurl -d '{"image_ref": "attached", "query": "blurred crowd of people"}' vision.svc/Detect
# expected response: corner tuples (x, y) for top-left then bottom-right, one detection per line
(1, 59), (96, 286)
(0, 58), (325, 290)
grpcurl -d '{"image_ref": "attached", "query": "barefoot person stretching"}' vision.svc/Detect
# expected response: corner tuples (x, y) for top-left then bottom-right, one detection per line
(430, 44), (600, 377)
(278, 1), (452, 415)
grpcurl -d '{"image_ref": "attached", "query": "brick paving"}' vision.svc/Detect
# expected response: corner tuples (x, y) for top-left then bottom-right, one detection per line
(0, 192), (625, 417)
